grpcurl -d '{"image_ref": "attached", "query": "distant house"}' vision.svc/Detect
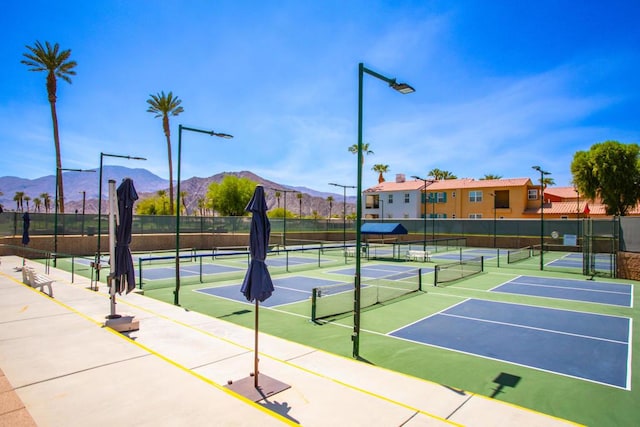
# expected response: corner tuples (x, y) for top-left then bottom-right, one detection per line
(363, 175), (638, 219)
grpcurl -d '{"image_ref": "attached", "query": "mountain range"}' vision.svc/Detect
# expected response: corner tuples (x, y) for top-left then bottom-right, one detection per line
(0, 167), (357, 217)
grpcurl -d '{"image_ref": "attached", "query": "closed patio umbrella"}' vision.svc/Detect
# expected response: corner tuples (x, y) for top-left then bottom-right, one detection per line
(113, 178), (138, 294)
(241, 185), (274, 303)
(22, 212), (30, 246)
(226, 185), (289, 399)
(21, 212), (30, 266)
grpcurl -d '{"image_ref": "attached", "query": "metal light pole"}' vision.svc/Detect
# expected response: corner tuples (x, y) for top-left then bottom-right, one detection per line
(412, 176), (433, 252)
(354, 63), (414, 359)
(174, 125), (232, 306)
(532, 166), (550, 270)
(96, 153), (146, 281)
(329, 183), (356, 251)
(270, 188), (298, 249)
(54, 168), (94, 266)
(575, 186), (580, 238)
(489, 193), (497, 248)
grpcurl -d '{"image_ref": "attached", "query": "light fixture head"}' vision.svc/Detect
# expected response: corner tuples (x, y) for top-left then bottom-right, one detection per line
(215, 132), (233, 139)
(390, 81), (415, 94)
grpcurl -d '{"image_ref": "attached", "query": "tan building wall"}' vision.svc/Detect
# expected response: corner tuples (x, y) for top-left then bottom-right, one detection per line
(421, 180), (541, 219)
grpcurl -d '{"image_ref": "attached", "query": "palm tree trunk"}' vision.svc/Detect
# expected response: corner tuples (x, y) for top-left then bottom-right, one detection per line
(49, 96), (64, 213)
(163, 115), (175, 213)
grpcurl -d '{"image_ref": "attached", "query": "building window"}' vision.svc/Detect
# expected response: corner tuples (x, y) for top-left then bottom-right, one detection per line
(469, 191), (482, 202)
(428, 192), (447, 203)
(469, 213), (482, 219)
(365, 194), (379, 209)
(404, 193), (410, 203)
(494, 190), (510, 208)
(388, 194), (393, 204)
(528, 189), (538, 200)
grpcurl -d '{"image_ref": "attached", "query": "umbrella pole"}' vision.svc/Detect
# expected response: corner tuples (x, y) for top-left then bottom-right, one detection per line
(108, 180), (119, 319)
(254, 299), (259, 388)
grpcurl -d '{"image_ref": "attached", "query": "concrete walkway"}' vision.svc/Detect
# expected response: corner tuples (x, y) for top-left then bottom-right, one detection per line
(0, 256), (581, 426)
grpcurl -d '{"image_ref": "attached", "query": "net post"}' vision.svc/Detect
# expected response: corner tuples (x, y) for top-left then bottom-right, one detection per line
(418, 268), (422, 291)
(138, 257), (143, 289)
(481, 256), (484, 272)
(311, 288), (318, 322)
(434, 265), (439, 286)
(286, 250), (290, 272)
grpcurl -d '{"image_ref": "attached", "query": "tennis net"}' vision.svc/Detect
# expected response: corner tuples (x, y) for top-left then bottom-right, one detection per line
(507, 246), (531, 263)
(434, 256), (484, 286)
(311, 268), (423, 321)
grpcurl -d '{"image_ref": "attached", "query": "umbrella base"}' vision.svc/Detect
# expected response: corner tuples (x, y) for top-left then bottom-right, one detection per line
(225, 373), (290, 402)
(104, 315), (139, 333)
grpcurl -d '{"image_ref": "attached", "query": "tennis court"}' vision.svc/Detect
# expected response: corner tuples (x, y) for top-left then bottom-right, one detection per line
(547, 252), (614, 270)
(195, 264), (423, 309)
(25, 244), (640, 425)
(327, 263), (431, 278)
(390, 298), (631, 389)
(196, 276), (342, 307)
(490, 275), (633, 307)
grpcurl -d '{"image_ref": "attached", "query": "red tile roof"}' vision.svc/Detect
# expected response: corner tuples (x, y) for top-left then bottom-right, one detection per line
(430, 178), (533, 190)
(364, 180), (424, 192)
(544, 186), (579, 199)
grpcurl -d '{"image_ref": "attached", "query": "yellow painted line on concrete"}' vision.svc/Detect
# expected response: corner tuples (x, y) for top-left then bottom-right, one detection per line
(114, 295), (461, 426)
(0, 271), (296, 426)
(3, 269), (578, 426)
(472, 393), (585, 427)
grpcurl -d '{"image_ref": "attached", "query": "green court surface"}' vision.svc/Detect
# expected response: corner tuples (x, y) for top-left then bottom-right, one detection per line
(52, 247), (638, 426)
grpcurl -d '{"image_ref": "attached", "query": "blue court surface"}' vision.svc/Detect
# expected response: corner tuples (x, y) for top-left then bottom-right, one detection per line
(139, 264), (243, 281)
(431, 251), (491, 262)
(196, 276), (343, 307)
(266, 256), (322, 267)
(490, 275), (633, 307)
(328, 264), (431, 279)
(547, 253), (613, 270)
(390, 299), (631, 389)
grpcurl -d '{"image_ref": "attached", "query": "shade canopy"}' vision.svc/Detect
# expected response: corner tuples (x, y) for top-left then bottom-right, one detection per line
(360, 222), (408, 235)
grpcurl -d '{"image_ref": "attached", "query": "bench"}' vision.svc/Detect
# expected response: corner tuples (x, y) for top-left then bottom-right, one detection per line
(344, 247), (356, 257)
(406, 250), (431, 262)
(22, 266), (54, 298)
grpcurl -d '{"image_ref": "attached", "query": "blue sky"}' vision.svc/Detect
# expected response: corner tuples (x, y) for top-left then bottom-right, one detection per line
(1, 0), (639, 195)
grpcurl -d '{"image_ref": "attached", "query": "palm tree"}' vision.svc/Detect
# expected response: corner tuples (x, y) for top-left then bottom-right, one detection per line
(40, 193), (52, 213)
(296, 193), (304, 218)
(14, 192), (24, 211)
(33, 197), (42, 212)
(275, 191), (281, 209)
(146, 91), (184, 214)
(197, 197), (207, 216)
(327, 196), (334, 218)
(180, 191), (188, 215)
(348, 142), (374, 164)
(24, 196), (31, 212)
(428, 168), (457, 180)
(22, 41), (77, 213)
(540, 177), (556, 191)
(372, 164), (390, 183)
(481, 174), (502, 180)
